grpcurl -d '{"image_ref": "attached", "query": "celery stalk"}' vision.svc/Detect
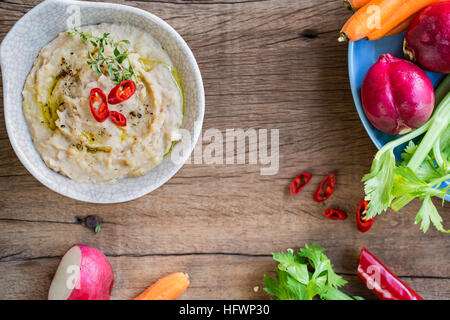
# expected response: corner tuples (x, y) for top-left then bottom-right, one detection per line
(408, 92), (450, 171)
(435, 75), (450, 106)
(362, 77), (450, 233)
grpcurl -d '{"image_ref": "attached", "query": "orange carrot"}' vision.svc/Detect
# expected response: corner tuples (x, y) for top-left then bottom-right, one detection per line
(367, 0), (436, 40)
(338, 0), (404, 42)
(343, 0), (371, 11)
(134, 272), (190, 300)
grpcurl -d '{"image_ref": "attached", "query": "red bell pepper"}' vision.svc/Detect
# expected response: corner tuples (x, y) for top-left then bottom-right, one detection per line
(108, 80), (136, 105)
(313, 174), (335, 202)
(290, 172), (312, 195)
(89, 88), (109, 123)
(356, 200), (374, 233)
(357, 247), (423, 300)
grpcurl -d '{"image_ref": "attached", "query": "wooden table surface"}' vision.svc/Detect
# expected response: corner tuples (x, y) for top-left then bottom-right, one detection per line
(0, 0), (449, 300)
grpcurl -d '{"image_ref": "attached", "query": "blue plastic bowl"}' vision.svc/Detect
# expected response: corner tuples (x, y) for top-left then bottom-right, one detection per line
(348, 32), (448, 201)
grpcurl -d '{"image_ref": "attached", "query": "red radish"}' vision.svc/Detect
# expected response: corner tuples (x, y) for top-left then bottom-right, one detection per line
(404, 2), (450, 74)
(48, 244), (114, 300)
(361, 53), (434, 135)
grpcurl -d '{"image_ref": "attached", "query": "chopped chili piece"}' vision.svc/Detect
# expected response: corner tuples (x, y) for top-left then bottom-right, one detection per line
(108, 80), (136, 105)
(109, 111), (127, 127)
(89, 88), (109, 122)
(323, 208), (347, 220)
(357, 199), (374, 233)
(313, 174), (335, 202)
(290, 172), (312, 195)
(357, 247), (423, 300)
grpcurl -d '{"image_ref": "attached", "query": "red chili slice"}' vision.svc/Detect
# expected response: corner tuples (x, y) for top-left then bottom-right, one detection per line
(357, 199), (374, 233)
(290, 172), (312, 195)
(108, 80), (136, 105)
(323, 208), (347, 220)
(313, 174), (335, 202)
(109, 111), (127, 127)
(89, 88), (109, 122)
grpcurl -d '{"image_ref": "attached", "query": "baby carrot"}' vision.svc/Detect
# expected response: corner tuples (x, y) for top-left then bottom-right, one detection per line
(339, 0), (403, 42)
(367, 0), (436, 40)
(343, 0), (371, 11)
(134, 272), (190, 300)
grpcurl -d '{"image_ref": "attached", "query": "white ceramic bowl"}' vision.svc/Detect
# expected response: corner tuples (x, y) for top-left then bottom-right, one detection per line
(0, 0), (204, 203)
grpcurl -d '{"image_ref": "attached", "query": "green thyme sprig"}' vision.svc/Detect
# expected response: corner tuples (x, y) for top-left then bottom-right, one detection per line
(68, 29), (136, 84)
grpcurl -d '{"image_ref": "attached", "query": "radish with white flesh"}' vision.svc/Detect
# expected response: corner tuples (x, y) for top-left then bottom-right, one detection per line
(48, 244), (114, 300)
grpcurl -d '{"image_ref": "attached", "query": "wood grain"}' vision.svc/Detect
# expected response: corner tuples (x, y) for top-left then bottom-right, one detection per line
(0, 0), (449, 300)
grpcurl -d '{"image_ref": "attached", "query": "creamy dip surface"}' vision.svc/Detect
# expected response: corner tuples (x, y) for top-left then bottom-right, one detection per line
(22, 23), (183, 183)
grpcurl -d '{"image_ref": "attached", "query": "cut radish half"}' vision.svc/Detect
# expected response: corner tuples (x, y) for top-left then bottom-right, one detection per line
(48, 244), (114, 300)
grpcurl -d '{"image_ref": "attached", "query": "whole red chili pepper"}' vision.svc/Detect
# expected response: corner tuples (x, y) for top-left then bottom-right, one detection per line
(290, 172), (312, 195)
(357, 200), (374, 233)
(108, 80), (137, 105)
(357, 247), (423, 300)
(89, 88), (109, 123)
(109, 111), (127, 127)
(323, 208), (347, 220)
(313, 174), (335, 202)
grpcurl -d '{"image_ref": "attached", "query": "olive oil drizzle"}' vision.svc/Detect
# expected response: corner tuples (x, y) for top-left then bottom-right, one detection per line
(81, 131), (112, 154)
(41, 71), (66, 130)
(86, 145), (112, 154)
(138, 58), (185, 158)
(138, 58), (185, 115)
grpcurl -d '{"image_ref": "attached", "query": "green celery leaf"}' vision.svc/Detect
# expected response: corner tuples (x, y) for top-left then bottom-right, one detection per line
(286, 264), (309, 285)
(391, 194), (416, 212)
(273, 250), (310, 285)
(312, 275), (327, 293)
(286, 276), (308, 300)
(263, 275), (279, 298)
(326, 265), (347, 288)
(305, 278), (320, 300)
(264, 244), (354, 300)
(362, 150), (395, 218)
(415, 196), (450, 233)
(393, 167), (430, 197)
(273, 250), (296, 268)
(275, 269), (296, 300)
(393, 167), (447, 199)
(400, 142), (442, 183)
(319, 285), (355, 300)
(297, 243), (325, 267)
(399, 141), (417, 165)
(437, 126), (450, 172)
